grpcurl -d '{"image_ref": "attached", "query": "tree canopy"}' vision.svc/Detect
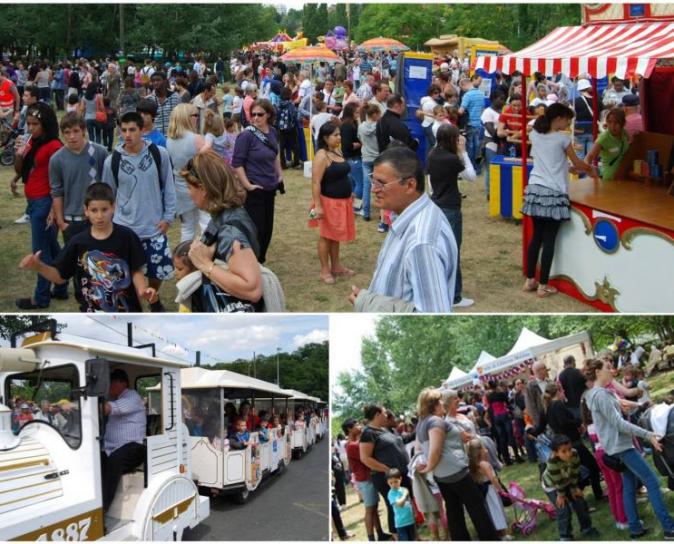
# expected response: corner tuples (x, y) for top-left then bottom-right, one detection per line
(1, 3), (581, 60)
(333, 316), (674, 424)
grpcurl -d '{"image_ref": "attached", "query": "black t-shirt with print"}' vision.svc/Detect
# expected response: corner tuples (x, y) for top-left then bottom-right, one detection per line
(53, 223), (145, 312)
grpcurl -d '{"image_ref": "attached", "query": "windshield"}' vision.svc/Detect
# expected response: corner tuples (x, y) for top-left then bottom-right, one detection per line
(6, 364), (82, 449)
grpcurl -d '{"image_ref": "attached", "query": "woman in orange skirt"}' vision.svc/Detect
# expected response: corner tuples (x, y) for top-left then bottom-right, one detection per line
(310, 121), (356, 284)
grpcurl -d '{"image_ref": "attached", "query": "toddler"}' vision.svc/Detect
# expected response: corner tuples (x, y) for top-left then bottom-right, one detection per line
(229, 419), (250, 450)
(386, 468), (416, 541)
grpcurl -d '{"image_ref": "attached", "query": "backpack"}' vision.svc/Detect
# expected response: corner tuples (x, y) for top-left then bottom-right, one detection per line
(111, 143), (163, 193)
(278, 102), (296, 131)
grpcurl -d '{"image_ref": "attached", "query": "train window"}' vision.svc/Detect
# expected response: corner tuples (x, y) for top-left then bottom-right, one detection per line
(136, 375), (162, 436)
(6, 364), (82, 449)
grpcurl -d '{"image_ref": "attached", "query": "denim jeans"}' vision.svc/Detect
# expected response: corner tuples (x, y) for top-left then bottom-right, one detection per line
(440, 207), (462, 303)
(483, 146), (497, 199)
(575, 133), (594, 160)
(348, 157), (363, 201)
(423, 124), (436, 159)
(545, 488), (592, 539)
(465, 125), (482, 176)
(396, 524), (416, 541)
(492, 412), (515, 463)
(616, 447), (674, 534)
(28, 196), (67, 306)
(361, 161), (373, 220)
(86, 119), (101, 144)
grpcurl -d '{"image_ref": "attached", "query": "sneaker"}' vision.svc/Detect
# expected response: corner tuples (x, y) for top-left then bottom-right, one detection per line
(453, 297), (475, 308)
(354, 208), (363, 216)
(14, 213), (29, 224)
(631, 528), (650, 539)
(377, 222), (388, 233)
(616, 523), (629, 530)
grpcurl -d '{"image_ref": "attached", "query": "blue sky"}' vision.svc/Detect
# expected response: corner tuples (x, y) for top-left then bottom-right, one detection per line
(11, 315), (328, 366)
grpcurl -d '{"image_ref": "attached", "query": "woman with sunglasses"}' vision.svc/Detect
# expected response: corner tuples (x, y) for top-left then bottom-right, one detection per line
(232, 98), (283, 264)
(167, 103), (211, 243)
(310, 121), (356, 284)
(14, 102), (69, 309)
(182, 150), (263, 312)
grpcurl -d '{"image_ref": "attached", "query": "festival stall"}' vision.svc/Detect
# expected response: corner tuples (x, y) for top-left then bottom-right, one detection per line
(443, 328), (593, 389)
(424, 35), (506, 63)
(475, 11), (674, 312)
(393, 51), (434, 163)
(280, 46), (344, 165)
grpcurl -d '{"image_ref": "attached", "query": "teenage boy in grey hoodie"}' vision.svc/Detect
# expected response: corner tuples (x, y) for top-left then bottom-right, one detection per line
(102, 111), (176, 312)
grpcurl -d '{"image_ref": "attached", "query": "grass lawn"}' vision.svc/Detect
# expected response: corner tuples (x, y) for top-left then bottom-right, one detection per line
(339, 456), (674, 542)
(0, 161), (596, 313)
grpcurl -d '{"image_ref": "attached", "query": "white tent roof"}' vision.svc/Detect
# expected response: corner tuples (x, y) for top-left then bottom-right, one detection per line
(446, 367), (468, 382)
(505, 328), (549, 356)
(180, 366), (291, 397)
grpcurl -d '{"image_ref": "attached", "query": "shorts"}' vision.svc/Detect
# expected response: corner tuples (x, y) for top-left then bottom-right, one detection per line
(356, 479), (379, 507)
(141, 233), (175, 280)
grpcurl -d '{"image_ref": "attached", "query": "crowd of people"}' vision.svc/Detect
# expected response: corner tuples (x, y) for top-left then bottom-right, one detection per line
(0, 46), (648, 313)
(333, 349), (674, 541)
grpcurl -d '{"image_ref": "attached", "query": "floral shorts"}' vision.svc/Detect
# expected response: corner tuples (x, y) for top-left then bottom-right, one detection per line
(141, 233), (174, 280)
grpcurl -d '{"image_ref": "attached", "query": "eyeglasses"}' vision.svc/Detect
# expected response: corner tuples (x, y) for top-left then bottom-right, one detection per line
(250, 112), (266, 118)
(368, 173), (408, 190)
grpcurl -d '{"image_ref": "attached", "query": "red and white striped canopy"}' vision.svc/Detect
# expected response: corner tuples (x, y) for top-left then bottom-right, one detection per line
(475, 21), (674, 79)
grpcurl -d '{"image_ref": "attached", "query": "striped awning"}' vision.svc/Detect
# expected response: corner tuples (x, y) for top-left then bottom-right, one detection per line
(475, 21), (674, 79)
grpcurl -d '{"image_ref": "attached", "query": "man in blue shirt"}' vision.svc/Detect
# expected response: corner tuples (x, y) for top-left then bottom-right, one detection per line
(101, 368), (146, 511)
(458, 74), (485, 175)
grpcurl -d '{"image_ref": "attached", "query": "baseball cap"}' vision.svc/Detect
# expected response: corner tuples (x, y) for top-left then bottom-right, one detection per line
(622, 93), (639, 106)
(440, 62), (450, 70)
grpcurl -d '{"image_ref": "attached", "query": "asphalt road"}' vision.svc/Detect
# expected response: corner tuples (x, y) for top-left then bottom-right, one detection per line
(184, 436), (329, 541)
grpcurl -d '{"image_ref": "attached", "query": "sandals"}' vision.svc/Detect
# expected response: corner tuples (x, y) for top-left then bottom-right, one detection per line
(537, 284), (558, 298)
(331, 267), (355, 277)
(522, 278), (539, 292)
(319, 273), (335, 285)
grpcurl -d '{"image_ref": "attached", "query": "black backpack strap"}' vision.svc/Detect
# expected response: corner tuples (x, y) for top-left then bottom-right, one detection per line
(111, 150), (121, 187)
(147, 143), (163, 193)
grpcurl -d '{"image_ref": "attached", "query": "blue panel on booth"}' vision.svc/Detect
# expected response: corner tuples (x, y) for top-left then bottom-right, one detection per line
(399, 54), (433, 165)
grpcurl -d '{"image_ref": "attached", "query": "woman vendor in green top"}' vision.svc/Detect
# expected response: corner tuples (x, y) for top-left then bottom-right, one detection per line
(584, 108), (629, 181)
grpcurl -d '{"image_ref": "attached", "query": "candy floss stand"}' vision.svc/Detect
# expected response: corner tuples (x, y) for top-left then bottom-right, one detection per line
(475, 9), (674, 312)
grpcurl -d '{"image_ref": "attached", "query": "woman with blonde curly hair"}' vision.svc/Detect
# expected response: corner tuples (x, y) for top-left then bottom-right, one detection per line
(181, 150), (262, 312)
(167, 102), (211, 242)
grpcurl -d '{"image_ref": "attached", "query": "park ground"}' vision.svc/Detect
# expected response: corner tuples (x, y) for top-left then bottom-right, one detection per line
(0, 161), (593, 313)
(337, 369), (674, 541)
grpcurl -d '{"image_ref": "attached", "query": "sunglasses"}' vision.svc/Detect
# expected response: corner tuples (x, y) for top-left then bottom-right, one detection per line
(250, 112), (266, 118)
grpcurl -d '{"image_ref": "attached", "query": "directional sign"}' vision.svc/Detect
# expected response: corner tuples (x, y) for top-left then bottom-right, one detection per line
(593, 219), (620, 253)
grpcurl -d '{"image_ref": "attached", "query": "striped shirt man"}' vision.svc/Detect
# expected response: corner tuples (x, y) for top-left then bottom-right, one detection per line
(368, 193), (457, 312)
(147, 91), (181, 136)
(104, 387), (146, 456)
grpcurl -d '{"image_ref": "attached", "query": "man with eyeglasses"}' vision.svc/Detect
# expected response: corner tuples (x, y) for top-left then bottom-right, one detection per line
(348, 146), (458, 312)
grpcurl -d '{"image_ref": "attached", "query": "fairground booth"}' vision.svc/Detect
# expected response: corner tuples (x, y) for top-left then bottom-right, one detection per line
(475, 3), (674, 312)
(442, 328), (593, 390)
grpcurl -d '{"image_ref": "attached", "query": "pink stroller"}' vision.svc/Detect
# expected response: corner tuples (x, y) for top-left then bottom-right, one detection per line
(503, 482), (556, 536)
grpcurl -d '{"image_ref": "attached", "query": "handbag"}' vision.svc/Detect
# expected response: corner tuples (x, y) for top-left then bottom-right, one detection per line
(95, 95), (107, 124)
(602, 452), (627, 472)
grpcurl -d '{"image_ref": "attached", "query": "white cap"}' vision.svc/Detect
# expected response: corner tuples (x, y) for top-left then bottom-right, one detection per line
(577, 79), (592, 91)
(440, 62), (449, 70)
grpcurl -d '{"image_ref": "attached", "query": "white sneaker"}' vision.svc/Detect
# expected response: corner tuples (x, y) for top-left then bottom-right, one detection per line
(453, 297), (475, 308)
(616, 522), (629, 530)
(354, 208), (364, 216)
(14, 213), (29, 224)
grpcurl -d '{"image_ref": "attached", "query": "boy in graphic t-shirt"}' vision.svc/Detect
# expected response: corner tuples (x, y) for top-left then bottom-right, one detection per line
(19, 183), (157, 312)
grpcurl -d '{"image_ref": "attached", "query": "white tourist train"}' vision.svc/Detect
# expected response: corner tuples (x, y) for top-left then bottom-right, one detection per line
(153, 366), (325, 503)
(0, 327), (209, 541)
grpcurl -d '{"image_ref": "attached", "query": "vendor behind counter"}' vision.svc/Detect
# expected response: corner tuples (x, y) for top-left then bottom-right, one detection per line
(585, 107), (629, 181)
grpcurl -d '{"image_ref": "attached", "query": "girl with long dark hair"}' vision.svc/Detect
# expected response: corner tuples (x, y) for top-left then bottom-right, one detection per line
(522, 103), (597, 297)
(14, 102), (68, 309)
(427, 123), (476, 307)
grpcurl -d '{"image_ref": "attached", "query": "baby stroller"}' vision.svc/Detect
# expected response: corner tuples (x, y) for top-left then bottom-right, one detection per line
(504, 482), (556, 536)
(0, 122), (20, 166)
(639, 403), (674, 490)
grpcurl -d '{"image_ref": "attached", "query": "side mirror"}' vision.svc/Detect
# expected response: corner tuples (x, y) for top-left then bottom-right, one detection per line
(85, 358), (110, 397)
